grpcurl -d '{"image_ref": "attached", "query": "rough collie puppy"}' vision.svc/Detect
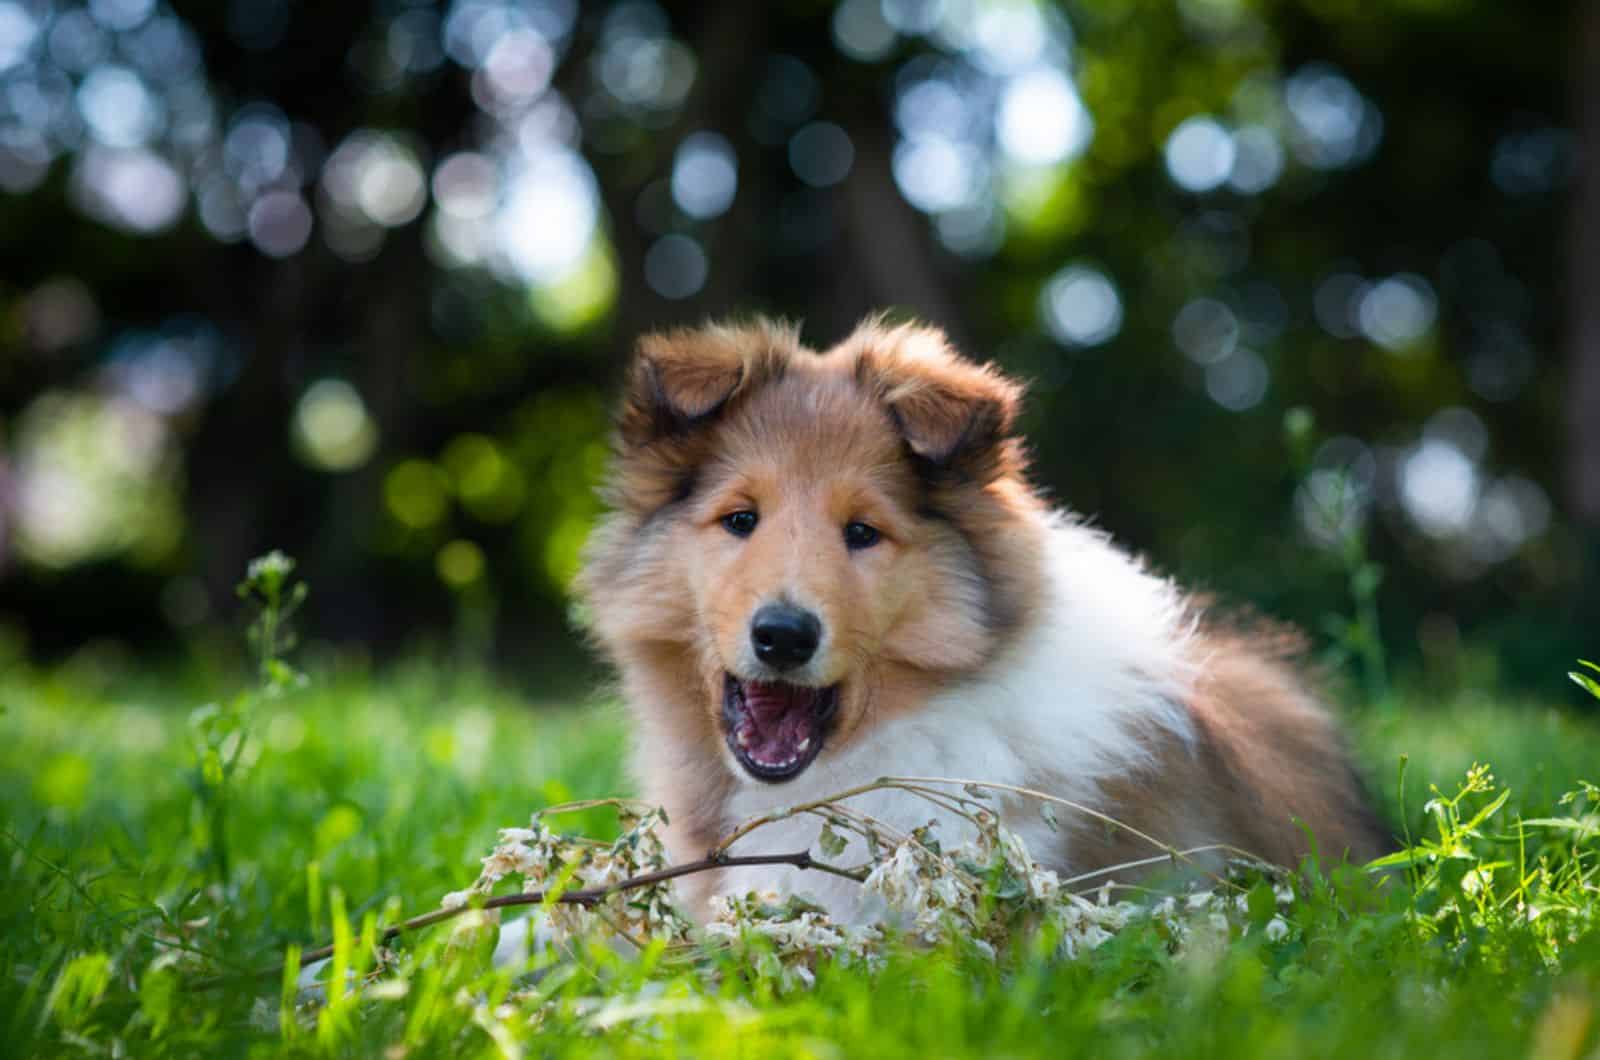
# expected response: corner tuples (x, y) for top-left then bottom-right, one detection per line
(577, 317), (1390, 921)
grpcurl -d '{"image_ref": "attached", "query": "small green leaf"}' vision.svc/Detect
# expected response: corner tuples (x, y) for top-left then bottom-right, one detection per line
(48, 952), (113, 1031)
(1365, 847), (1431, 870)
(1519, 816), (1600, 840)
(201, 749), (224, 787)
(817, 824), (847, 859)
(1569, 669), (1600, 702)
(1460, 788), (1511, 833)
(1040, 804), (1059, 833)
(990, 869), (1026, 902)
(1246, 881), (1277, 924)
(279, 943), (303, 1043)
(139, 963), (177, 1036)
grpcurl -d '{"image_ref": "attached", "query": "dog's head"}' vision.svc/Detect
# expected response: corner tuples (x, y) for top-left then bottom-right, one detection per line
(580, 318), (1044, 785)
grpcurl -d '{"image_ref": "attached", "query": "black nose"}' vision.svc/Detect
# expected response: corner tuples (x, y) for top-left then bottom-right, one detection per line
(750, 604), (821, 671)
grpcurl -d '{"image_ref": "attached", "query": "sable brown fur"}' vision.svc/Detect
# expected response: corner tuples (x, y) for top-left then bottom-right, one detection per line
(1065, 629), (1392, 876)
(578, 315), (1391, 905)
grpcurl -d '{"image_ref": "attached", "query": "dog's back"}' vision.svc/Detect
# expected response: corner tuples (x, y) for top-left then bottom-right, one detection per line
(1066, 628), (1392, 879)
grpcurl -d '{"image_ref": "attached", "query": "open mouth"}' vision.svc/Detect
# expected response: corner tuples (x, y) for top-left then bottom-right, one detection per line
(721, 673), (839, 782)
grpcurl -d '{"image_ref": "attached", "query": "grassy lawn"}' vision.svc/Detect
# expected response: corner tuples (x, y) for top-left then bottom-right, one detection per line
(3, 643), (1599, 1057)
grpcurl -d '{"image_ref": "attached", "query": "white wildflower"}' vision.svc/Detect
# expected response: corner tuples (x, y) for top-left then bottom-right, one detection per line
(701, 921), (737, 944)
(706, 890), (861, 990)
(438, 801), (691, 951)
(861, 841), (923, 909)
(480, 842), (539, 883)
(245, 550), (294, 583)
(986, 823), (1062, 901)
(249, 997), (278, 1032)
(1048, 892), (1143, 958)
(1264, 915), (1290, 942)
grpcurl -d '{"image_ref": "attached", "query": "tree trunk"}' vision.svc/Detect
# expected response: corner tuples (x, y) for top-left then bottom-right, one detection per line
(1569, 1), (1600, 525)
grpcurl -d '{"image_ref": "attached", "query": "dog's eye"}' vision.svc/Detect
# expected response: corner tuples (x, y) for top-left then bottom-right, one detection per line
(844, 521), (881, 550)
(721, 510), (759, 537)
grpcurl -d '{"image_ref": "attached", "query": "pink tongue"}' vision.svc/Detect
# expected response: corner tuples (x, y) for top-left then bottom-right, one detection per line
(740, 681), (815, 764)
(743, 680), (805, 724)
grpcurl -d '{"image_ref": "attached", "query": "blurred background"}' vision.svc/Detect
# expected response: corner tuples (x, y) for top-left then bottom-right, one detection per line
(0, 0), (1593, 696)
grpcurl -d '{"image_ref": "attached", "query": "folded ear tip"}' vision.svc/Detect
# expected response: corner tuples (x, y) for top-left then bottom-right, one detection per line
(848, 324), (1025, 478)
(618, 319), (799, 444)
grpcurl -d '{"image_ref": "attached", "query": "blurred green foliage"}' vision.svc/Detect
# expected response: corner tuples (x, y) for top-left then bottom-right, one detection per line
(0, 0), (1592, 689)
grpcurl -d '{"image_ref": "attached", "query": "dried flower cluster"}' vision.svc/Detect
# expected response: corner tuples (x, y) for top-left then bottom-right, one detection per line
(437, 780), (1302, 989)
(704, 891), (883, 989)
(1147, 874), (1298, 948)
(443, 800), (694, 950)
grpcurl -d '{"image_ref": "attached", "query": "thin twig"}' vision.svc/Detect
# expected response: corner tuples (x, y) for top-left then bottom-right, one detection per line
(799, 804), (913, 851)
(293, 851), (864, 967)
(193, 850), (862, 990)
(880, 783), (988, 827)
(885, 777), (1181, 859)
(708, 779), (903, 857)
(1060, 845), (1257, 889)
(1073, 881), (1166, 899)
(881, 776), (1265, 889)
(709, 774), (1260, 889)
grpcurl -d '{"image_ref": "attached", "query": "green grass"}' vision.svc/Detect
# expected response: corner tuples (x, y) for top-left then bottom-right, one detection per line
(3, 646), (1600, 1058)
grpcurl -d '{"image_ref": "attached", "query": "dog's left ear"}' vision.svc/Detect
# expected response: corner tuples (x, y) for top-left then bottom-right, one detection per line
(850, 323), (1024, 481)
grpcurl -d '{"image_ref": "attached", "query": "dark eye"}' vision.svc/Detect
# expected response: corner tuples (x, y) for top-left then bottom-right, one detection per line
(721, 510), (758, 537)
(844, 521), (881, 550)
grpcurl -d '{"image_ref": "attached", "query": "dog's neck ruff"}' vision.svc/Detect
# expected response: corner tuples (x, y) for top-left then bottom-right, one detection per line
(713, 511), (1198, 922)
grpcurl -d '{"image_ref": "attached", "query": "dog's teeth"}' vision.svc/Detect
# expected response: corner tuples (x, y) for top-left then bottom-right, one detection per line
(797, 738), (810, 753)
(736, 728), (752, 749)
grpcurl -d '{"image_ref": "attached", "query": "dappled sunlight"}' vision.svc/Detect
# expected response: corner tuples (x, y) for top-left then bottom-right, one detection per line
(0, 0), (1584, 694)
(1040, 262), (1122, 348)
(12, 389), (183, 569)
(291, 380), (379, 474)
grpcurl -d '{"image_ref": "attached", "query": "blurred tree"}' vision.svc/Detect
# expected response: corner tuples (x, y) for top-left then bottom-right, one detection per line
(0, 0), (1589, 686)
(1569, 0), (1600, 526)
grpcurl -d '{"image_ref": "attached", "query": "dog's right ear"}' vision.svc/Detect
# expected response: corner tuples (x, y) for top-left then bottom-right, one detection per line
(618, 322), (795, 447)
(846, 321), (1025, 482)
